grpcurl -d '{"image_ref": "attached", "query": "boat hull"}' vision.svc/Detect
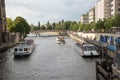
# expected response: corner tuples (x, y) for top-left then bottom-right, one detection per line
(82, 51), (99, 57)
(14, 40), (35, 57)
(75, 43), (99, 57)
(56, 37), (65, 44)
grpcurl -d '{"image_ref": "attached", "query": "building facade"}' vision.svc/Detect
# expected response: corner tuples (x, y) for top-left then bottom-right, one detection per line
(111, 0), (120, 16)
(89, 8), (95, 23)
(80, 13), (89, 24)
(95, 0), (112, 22)
(0, 0), (7, 44)
(0, 0), (6, 32)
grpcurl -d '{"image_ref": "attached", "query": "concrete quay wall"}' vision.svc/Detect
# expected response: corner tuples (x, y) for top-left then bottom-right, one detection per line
(76, 32), (120, 41)
(0, 33), (23, 52)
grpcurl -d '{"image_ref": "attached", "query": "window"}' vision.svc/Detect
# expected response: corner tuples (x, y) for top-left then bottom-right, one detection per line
(15, 48), (18, 51)
(118, 8), (120, 11)
(118, 3), (120, 6)
(19, 48), (23, 51)
(84, 46), (95, 51)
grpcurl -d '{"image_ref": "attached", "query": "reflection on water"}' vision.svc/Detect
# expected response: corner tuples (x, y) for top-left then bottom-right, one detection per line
(0, 36), (96, 80)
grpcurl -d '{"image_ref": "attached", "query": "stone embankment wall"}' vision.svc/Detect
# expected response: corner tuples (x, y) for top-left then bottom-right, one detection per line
(77, 32), (120, 41)
(0, 32), (23, 51)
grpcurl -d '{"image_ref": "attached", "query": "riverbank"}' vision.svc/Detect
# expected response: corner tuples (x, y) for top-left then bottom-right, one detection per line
(68, 33), (120, 80)
(0, 43), (17, 52)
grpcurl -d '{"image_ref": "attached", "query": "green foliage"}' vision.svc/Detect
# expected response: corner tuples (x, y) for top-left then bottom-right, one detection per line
(95, 19), (105, 30)
(84, 24), (91, 31)
(6, 18), (13, 32)
(47, 25), (52, 30)
(8, 16), (31, 34)
(32, 26), (40, 30)
(41, 25), (45, 30)
(64, 21), (71, 30)
(104, 17), (113, 30)
(52, 23), (56, 30)
(7, 13), (120, 33)
(112, 14), (120, 27)
(38, 21), (41, 30)
(13, 19), (25, 33)
(70, 22), (78, 31)
(55, 24), (62, 30)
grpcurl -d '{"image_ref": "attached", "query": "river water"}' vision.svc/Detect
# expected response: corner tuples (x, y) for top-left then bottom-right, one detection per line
(0, 36), (96, 80)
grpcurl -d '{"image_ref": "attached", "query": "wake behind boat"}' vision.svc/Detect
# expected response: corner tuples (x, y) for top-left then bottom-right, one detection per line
(14, 39), (35, 57)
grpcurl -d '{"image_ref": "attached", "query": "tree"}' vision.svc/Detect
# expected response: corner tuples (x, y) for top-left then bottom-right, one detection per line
(78, 23), (83, 31)
(47, 25), (52, 30)
(112, 14), (120, 27)
(38, 21), (41, 30)
(55, 24), (61, 30)
(52, 23), (56, 30)
(46, 21), (50, 29)
(6, 18), (13, 32)
(12, 16), (31, 34)
(64, 21), (71, 30)
(83, 24), (91, 31)
(95, 19), (105, 31)
(13, 18), (25, 33)
(104, 16), (113, 30)
(32, 26), (39, 30)
(41, 25), (45, 30)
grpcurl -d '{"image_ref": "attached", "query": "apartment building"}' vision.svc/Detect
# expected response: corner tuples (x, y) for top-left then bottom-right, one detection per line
(89, 8), (95, 23)
(0, 0), (7, 44)
(95, 0), (112, 22)
(0, 0), (6, 32)
(111, 0), (120, 16)
(80, 13), (89, 24)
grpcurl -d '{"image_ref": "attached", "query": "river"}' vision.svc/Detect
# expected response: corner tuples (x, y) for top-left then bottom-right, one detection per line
(0, 36), (96, 80)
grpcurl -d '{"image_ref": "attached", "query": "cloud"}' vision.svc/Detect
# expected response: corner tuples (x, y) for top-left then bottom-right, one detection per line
(5, 0), (98, 25)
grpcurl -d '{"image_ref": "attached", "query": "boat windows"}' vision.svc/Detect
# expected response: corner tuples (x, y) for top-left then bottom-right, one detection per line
(84, 46), (95, 51)
(24, 48), (28, 51)
(19, 48), (23, 51)
(15, 48), (18, 51)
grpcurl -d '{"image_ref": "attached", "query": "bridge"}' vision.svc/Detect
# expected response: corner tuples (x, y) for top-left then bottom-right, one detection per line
(29, 30), (67, 37)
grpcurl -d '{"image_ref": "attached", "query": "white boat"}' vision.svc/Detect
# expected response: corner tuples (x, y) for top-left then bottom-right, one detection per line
(14, 39), (35, 57)
(56, 37), (61, 44)
(75, 43), (99, 57)
(56, 36), (65, 44)
(81, 44), (99, 57)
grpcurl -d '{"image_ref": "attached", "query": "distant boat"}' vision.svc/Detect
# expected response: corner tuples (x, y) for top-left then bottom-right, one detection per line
(27, 33), (37, 37)
(56, 36), (65, 44)
(14, 39), (35, 57)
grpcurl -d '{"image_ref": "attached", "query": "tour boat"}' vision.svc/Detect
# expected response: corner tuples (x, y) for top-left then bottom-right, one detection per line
(14, 39), (35, 57)
(56, 37), (61, 44)
(81, 43), (99, 57)
(76, 42), (99, 57)
(56, 36), (65, 44)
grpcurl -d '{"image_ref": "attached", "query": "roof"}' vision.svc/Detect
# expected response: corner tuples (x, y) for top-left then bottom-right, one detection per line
(84, 38), (107, 47)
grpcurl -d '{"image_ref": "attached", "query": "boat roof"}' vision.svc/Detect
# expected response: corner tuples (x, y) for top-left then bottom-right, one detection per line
(82, 43), (95, 47)
(14, 43), (30, 48)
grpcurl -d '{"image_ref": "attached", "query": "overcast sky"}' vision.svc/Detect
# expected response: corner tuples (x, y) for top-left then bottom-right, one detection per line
(5, 0), (98, 25)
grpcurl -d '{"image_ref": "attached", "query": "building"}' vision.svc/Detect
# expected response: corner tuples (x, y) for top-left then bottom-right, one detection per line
(95, 0), (112, 22)
(111, 0), (120, 16)
(0, 0), (8, 45)
(80, 13), (89, 24)
(89, 8), (95, 23)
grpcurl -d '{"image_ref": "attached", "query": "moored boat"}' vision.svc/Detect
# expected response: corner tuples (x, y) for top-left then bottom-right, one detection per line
(14, 39), (35, 57)
(81, 43), (99, 57)
(75, 42), (99, 57)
